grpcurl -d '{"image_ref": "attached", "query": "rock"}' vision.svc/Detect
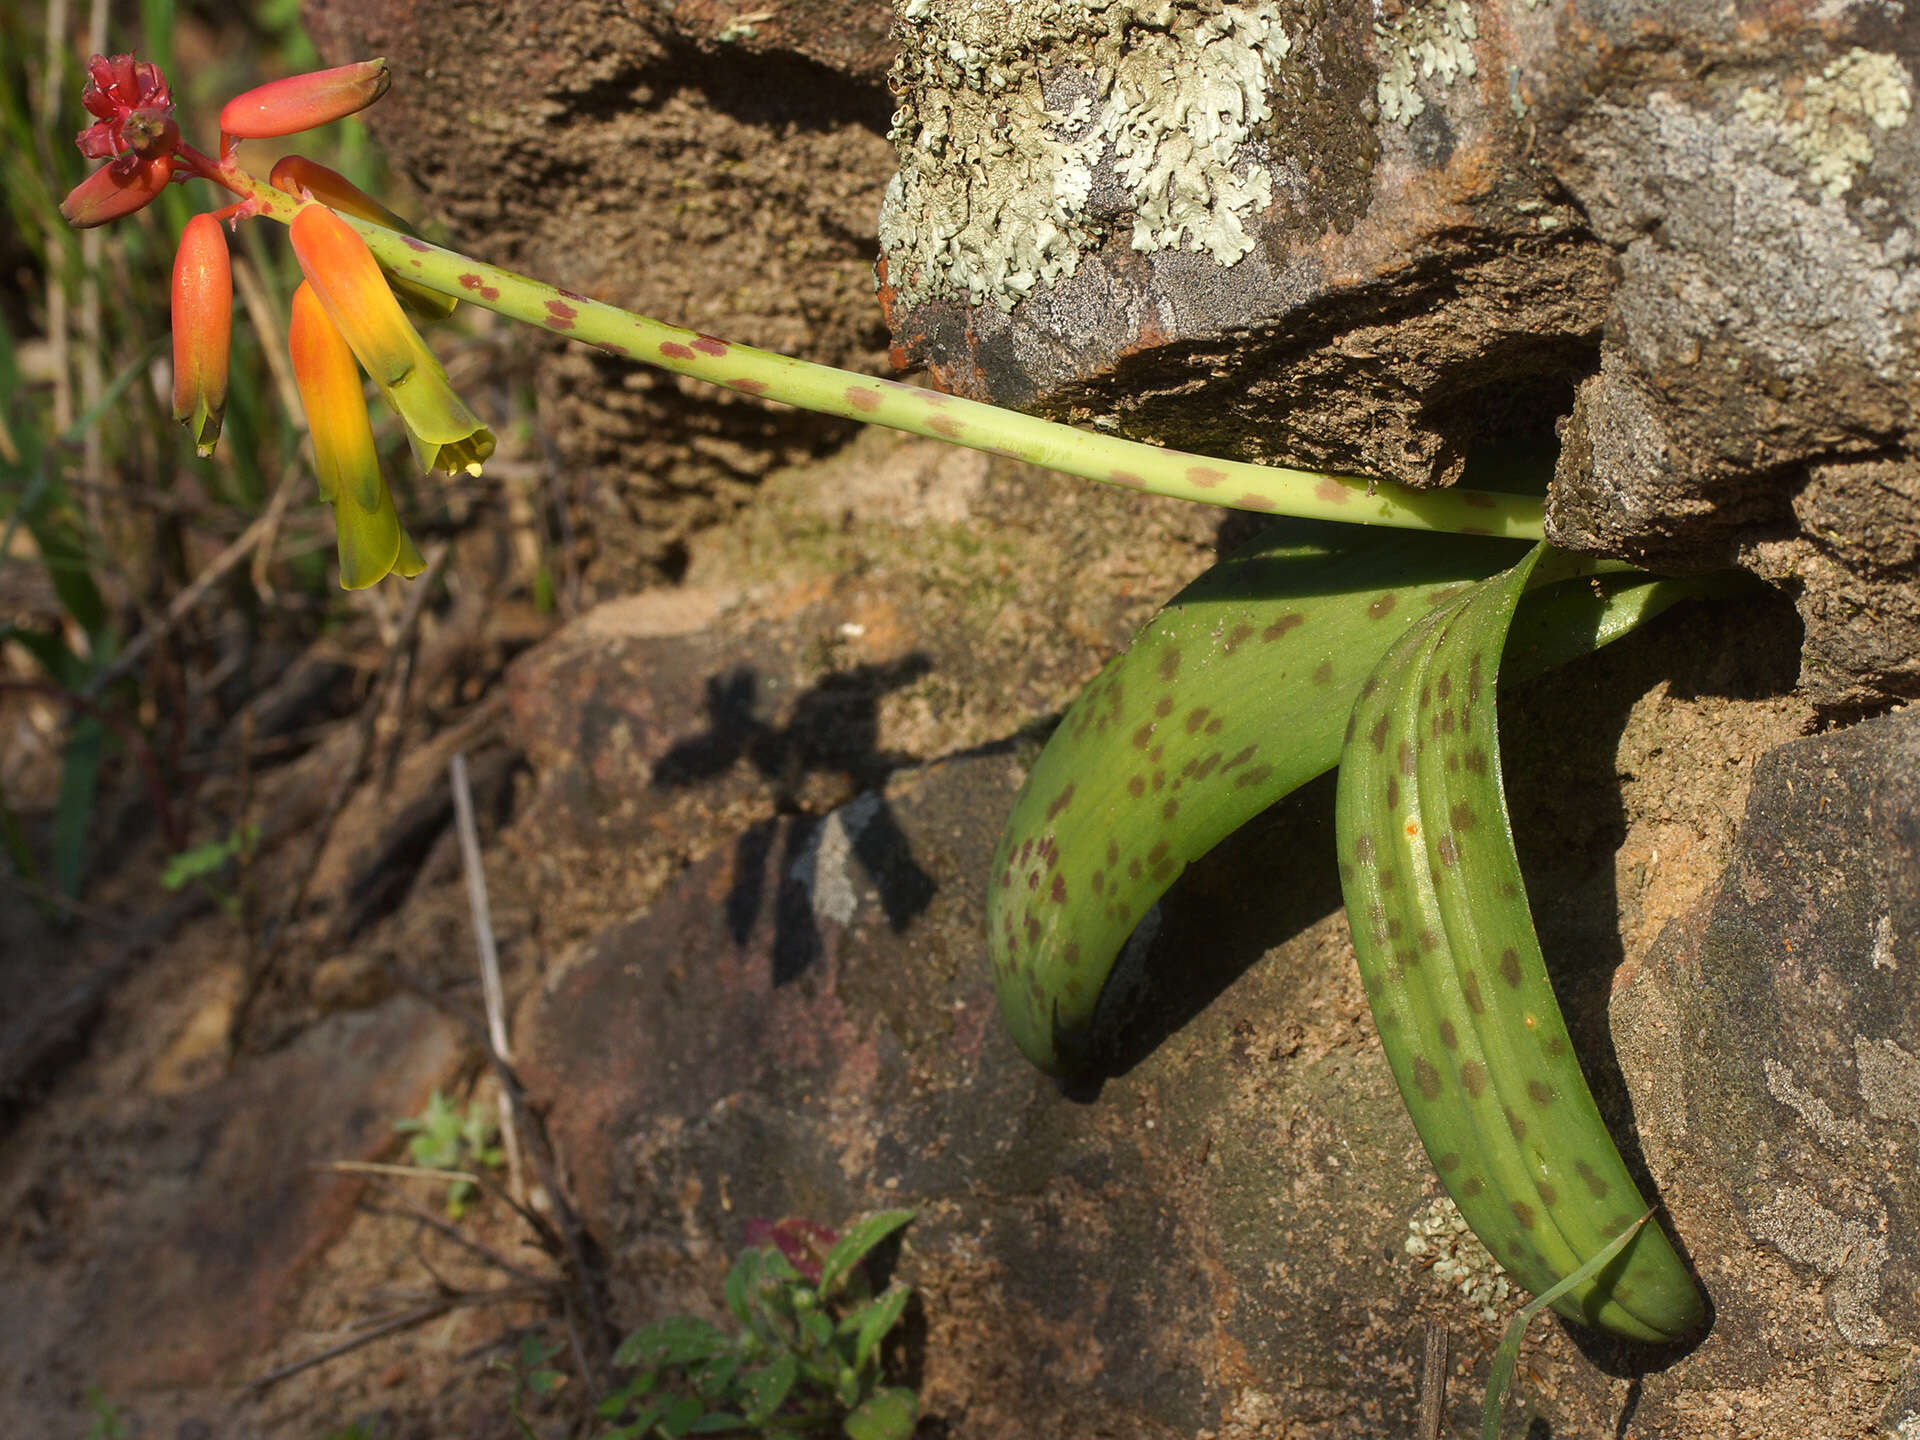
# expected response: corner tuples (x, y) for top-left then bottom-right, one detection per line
(303, 0), (900, 586)
(498, 429), (1234, 944)
(0, 994), (462, 1406)
(1610, 706), (1920, 1428)
(876, 0), (1920, 708)
(508, 501), (1917, 1435)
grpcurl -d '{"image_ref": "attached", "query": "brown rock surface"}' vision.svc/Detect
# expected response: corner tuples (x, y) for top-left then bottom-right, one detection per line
(304, 0), (900, 586)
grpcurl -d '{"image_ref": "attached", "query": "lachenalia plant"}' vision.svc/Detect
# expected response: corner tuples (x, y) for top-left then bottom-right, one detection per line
(64, 54), (1708, 1355)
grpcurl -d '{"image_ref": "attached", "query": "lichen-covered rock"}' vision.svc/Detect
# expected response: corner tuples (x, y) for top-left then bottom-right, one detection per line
(879, 0), (1920, 708)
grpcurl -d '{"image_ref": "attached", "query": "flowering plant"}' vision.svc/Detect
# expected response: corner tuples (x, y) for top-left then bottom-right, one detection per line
(58, 53), (1543, 593)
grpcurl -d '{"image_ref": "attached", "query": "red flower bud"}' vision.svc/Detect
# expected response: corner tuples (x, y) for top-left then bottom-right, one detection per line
(219, 59), (391, 140)
(172, 214), (233, 456)
(60, 151), (175, 228)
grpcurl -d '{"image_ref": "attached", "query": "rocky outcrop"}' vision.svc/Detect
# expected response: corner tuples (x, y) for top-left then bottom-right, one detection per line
(876, 0), (1920, 709)
(491, 425), (1914, 1437)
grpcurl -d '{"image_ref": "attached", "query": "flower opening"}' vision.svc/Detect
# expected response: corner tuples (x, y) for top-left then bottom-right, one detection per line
(77, 53), (177, 160)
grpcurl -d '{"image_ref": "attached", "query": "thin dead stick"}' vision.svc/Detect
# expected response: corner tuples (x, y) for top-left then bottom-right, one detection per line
(385, 968), (612, 1395)
(450, 749), (525, 1203)
(319, 1159), (484, 1185)
(357, 1190), (559, 1290)
(244, 1284), (549, 1394)
(317, 1160), (563, 1256)
(39, 0), (72, 436)
(85, 462), (309, 697)
(1418, 1323), (1450, 1440)
(75, 0), (108, 529)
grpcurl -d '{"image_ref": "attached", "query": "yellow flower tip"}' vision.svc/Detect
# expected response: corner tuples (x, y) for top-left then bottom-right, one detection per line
(219, 59), (390, 140)
(172, 213), (232, 456)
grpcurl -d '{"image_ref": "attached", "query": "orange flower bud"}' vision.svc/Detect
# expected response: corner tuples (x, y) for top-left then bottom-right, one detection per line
(290, 204), (493, 478)
(269, 156), (455, 321)
(59, 151), (174, 228)
(171, 214), (232, 457)
(219, 59), (391, 140)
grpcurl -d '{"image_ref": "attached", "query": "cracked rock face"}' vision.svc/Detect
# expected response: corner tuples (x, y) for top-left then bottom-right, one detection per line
(879, 0), (1920, 709)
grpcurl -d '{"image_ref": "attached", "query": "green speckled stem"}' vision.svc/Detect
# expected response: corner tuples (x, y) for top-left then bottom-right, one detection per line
(344, 218), (1544, 539)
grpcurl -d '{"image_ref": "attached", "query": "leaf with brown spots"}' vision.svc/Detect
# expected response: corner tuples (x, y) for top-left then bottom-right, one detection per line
(986, 521), (1527, 1076)
(1334, 546), (1704, 1344)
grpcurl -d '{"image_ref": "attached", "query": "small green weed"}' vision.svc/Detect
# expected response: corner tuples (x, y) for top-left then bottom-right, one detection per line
(160, 820), (259, 914)
(496, 1333), (568, 1440)
(597, 1209), (918, 1440)
(82, 1387), (126, 1440)
(393, 1089), (504, 1218)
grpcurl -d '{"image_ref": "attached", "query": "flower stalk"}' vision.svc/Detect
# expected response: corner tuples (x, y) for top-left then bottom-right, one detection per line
(338, 217), (1545, 540)
(61, 49), (1548, 595)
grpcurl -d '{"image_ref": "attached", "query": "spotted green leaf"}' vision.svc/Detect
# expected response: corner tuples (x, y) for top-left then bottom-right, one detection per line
(1334, 545), (1704, 1341)
(988, 521), (1535, 1074)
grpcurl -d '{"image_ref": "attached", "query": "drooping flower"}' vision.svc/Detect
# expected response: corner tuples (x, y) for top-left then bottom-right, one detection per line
(270, 156), (455, 321)
(288, 282), (427, 589)
(219, 60), (390, 140)
(171, 213), (232, 457)
(289, 203), (494, 477)
(59, 149), (176, 228)
(76, 53), (177, 160)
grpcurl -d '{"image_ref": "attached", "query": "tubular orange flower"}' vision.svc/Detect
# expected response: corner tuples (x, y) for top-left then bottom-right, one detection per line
(289, 282), (427, 589)
(219, 59), (390, 139)
(269, 156), (455, 321)
(59, 150), (175, 228)
(289, 203), (494, 477)
(171, 214), (232, 457)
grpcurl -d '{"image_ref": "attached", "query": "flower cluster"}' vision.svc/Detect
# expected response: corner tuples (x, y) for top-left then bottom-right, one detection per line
(60, 55), (490, 588)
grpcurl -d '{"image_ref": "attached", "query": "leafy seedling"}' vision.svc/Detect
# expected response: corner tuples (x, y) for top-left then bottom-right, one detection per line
(597, 1209), (918, 1440)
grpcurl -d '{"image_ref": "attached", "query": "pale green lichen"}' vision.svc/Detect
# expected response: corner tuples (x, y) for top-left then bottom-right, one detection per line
(1738, 48), (1913, 199)
(1405, 1196), (1513, 1322)
(1374, 0), (1478, 129)
(879, 1), (1295, 311)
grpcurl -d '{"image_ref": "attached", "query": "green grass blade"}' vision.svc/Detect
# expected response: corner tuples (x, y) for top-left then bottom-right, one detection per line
(52, 715), (106, 898)
(1334, 547), (1704, 1341)
(989, 521), (1533, 1074)
(1480, 1209), (1653, 1440)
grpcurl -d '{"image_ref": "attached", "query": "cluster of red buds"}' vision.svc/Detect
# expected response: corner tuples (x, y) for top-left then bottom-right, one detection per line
(60, 54), (492, 588)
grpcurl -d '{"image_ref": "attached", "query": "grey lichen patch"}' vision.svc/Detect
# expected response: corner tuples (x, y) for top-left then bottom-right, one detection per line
(1374, 0), (1478, 129)
(1405, 1195), (1513, 1321)
(1746, 1185), (1892, 1347)
(1737, 48), (1913, 199)
(1855, 1035), (1920, 1128)
(880, 1), (1296, 310)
